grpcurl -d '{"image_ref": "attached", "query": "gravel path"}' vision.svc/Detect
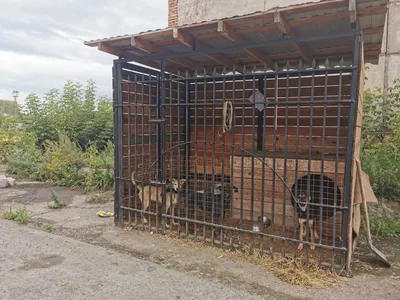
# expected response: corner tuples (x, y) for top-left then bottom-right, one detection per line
(0, 220), (270, 300)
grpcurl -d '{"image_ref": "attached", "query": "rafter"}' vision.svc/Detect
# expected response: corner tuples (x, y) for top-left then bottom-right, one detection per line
(173, 28), (236, 70)
(131, 36), (200, 71)
(273, 12), (312, 62)
(98, 42), (162, 70)
(218, 21), (274, 66)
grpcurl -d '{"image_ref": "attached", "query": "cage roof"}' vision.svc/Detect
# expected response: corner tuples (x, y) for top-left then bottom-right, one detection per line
(85, 0), (387, 72)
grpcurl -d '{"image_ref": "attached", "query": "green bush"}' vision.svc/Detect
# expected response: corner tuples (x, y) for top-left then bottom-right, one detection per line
(362, 79), (400, 201)
(42, 134), (85, 187)
(0, 80), (114, 191)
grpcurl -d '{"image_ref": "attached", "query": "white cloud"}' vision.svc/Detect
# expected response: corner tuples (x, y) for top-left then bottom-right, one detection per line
(0, 0), (168, 102)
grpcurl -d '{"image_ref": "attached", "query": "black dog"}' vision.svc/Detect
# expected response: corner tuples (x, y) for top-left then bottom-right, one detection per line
(186, 183), (239, 229)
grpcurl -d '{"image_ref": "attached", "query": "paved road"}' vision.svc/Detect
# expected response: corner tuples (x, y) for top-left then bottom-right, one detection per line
(0, 220), (267, 300)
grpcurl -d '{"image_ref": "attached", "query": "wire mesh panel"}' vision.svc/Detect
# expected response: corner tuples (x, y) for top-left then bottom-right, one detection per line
(114, 37), (361, 270)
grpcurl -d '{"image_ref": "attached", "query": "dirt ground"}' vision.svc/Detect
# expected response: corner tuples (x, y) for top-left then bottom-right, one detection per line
(0, 183), (399, 300)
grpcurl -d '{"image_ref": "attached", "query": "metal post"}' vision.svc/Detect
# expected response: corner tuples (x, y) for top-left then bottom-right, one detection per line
(341, 33), (361, 267)
(160, 59), (167, 232)
(113, 60), (123, 226)
(184, 72), (191, 238)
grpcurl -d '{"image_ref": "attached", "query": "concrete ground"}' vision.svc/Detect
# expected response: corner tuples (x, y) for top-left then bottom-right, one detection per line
(0, 184), (399, 300)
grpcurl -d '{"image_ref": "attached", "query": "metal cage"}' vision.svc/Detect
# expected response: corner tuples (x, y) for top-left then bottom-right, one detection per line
(112, 31), (362, 270)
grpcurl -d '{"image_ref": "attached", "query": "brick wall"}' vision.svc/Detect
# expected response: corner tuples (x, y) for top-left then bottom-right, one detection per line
(168, 0), (178, 27)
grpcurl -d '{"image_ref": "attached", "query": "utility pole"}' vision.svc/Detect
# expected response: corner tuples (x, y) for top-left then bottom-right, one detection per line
(11, 90), (19, 115)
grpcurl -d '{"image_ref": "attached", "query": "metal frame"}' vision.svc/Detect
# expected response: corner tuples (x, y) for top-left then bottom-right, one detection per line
(113, 30), (362, 270)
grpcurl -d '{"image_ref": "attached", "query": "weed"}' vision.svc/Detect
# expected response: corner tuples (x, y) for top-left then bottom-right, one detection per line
(2, 207), (29, 224)
(43, 222), (53, 233)
(48, 189), (66, 209)
(370, 216), (400, 238)
(361, 201), (400, 238)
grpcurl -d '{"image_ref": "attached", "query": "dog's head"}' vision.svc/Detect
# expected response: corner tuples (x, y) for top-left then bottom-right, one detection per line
(171, 178), (186, 192)
(296, 190), (308, 211)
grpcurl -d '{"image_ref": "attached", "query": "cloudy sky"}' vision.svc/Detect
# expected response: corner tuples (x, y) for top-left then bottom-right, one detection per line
(0, 0), (168, 104)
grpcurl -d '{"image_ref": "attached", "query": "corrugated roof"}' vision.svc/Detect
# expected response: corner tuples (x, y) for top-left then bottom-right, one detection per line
(84, 0), (388, 72)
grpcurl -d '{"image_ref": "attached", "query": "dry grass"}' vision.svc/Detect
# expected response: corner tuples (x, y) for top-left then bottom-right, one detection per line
(125, 224), (342, 288)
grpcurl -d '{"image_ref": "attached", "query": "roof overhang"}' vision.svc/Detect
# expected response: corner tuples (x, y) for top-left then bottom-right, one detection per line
(85, 0), (388, 73)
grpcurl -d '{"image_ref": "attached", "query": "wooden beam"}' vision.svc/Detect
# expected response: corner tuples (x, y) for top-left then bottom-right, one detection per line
(349, 0), (357, 24)
(172, 28), (194, 49)
(98, 42), (123, 57)
(131, 36), (200, 71)
(218, 21), (274, 66)
(98, 42), (163, 70)
(273, 12), (312, 62)
(173, 28), (236, 70)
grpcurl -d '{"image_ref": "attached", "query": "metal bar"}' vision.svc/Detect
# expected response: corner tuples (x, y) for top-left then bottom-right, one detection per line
(271, 65), (278, 257)
(293, 66), (301, 259)
(146, 100), (354, 107)
(160, 60), (167, 234)
(341, 34), (361, 267)
(185, 71), (191, 238)
(229, 66), (236, 249)
(306, 63), (315, 260)
(144, 71), (151, 231)
(125, 67), (356, 84)
(127, 74), (132, 225)
(135, 31), (360, 61)
(150, 211), (347, 251)
(250, 68), (256, 254)
(133, 74), (138, 225)
(113, 60), (123, 226)
(260, 67), (267, 256)
(203, 69), (208, 242)
(318, 62), (329, 266)
(149, 72), (157, 233)
(121, 62), (161, 76)
(169, 72), (174, 233)
(220, 69), (227, 246)
(194, 72), (199, 240)
(282, 66), (289, 257)
(177, 71), (182, 237)
(239, 69), (246, 248)
(332, 63), (343, 268)
(211, 69), (217, 244)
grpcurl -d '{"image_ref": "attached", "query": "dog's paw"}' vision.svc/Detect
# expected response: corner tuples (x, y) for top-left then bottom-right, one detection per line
(297, 243), (304, 251)
(143, 218), (148, 224)
(310, 244), (316, 250)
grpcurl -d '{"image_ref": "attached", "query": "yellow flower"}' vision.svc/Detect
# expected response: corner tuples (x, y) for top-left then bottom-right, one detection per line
(2, 137), (9, 143)
(11, 137), (17, 142)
